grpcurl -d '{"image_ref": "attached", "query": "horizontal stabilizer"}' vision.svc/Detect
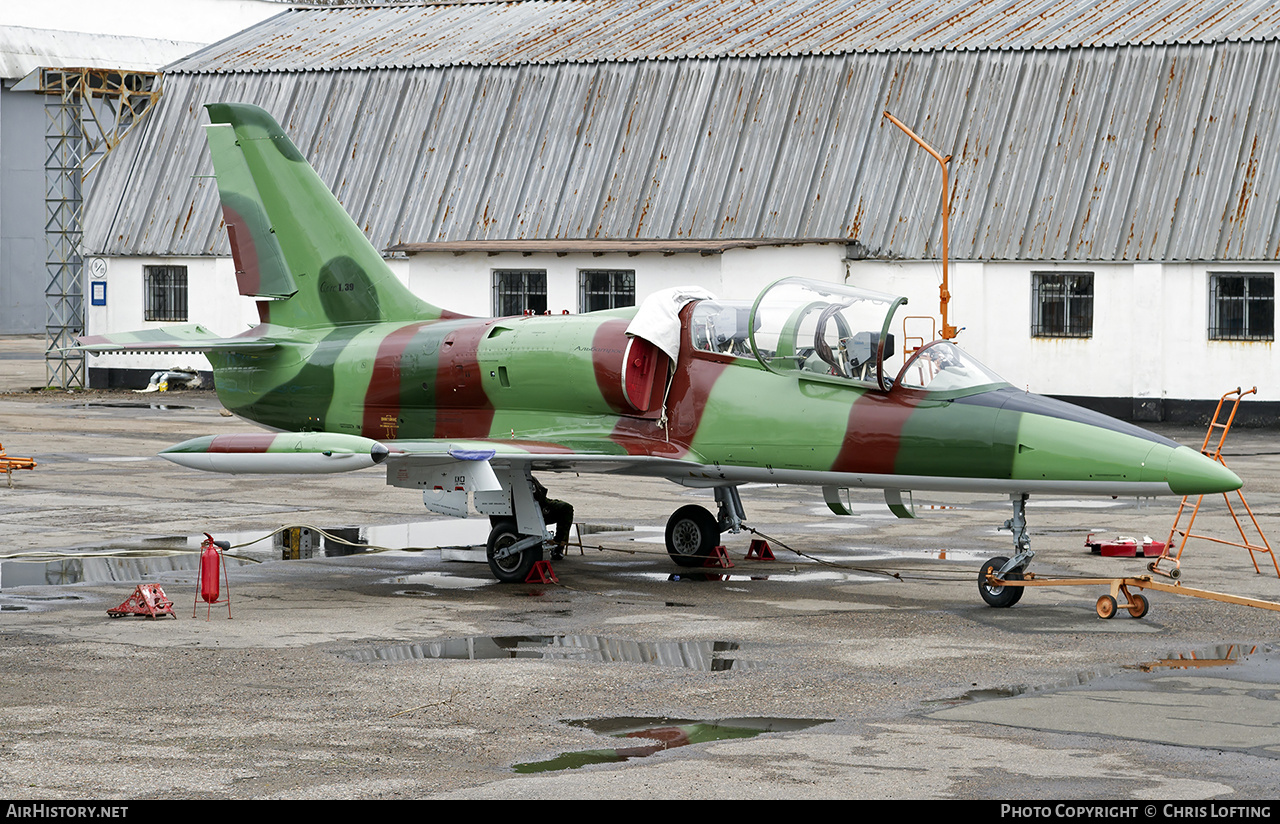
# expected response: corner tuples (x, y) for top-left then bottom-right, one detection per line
(76, 325), (275, 355)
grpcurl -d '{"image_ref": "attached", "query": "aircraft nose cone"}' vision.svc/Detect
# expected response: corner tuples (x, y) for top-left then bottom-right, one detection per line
(1164, 446), (1241, 495)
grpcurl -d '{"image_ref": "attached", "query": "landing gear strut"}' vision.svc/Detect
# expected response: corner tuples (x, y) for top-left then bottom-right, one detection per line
(482, 467), (556, 583)
(979, 494), (1035, 608)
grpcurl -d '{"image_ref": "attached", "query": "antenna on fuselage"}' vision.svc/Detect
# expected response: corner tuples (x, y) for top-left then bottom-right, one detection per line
(882, 111), (958, 342)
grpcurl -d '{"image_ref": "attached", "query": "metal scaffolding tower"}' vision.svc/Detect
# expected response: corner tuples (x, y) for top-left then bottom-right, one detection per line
(36, 68), (161, 389)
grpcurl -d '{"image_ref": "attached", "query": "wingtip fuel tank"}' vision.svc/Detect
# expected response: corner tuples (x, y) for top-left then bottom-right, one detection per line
(161, 433), (390, 474)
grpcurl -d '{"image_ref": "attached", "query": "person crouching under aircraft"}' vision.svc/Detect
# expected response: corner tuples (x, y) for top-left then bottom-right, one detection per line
(532, 477), (574, 560)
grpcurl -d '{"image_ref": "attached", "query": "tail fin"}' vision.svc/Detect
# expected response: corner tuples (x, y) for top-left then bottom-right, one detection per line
(204, 103), (456, 328)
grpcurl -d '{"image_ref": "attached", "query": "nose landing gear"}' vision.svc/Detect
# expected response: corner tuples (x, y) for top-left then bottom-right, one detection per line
(979, 494), (1035, 609)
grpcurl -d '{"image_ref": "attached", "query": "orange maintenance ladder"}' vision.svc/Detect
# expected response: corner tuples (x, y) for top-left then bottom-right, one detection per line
(1149, 387), (1278, 581)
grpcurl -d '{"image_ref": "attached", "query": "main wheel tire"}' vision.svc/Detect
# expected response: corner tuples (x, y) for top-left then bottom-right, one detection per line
(486, 519), (543, 583)
(665, 505), (720, 567)
(978, 556), (1024, 608)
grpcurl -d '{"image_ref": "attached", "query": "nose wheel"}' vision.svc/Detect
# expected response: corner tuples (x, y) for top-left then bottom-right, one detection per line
(978, 495), (1035, 608)
(978, 556), (1025, 608)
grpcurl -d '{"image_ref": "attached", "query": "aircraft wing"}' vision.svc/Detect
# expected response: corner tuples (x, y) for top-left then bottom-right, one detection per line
(384, 437), (696, 478)
(159, 431), (698, 480)
(382, 437), (699, 518)
(75, 325), (276, 354)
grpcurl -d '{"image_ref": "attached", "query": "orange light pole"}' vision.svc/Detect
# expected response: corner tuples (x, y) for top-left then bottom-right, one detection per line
(882, 111), (958, 340)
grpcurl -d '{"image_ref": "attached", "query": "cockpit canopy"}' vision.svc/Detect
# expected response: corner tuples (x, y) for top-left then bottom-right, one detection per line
(686, 277), (1009, 396)
(744, 278), (903, 389)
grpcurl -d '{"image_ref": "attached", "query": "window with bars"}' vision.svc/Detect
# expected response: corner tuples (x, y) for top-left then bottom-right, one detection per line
(1209, 273), (1274, 341)
(579, 269), (636, 313)
(144, 265), (188, 322)
(1031, 272), (1093, 338)
(493, 269), (547, 316)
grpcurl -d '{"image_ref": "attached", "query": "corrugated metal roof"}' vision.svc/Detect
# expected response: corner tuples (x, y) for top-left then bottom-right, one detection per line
(0, 25), (202, 80)
(84, 39), (1280, 261)
(166, 0), (1280, 72)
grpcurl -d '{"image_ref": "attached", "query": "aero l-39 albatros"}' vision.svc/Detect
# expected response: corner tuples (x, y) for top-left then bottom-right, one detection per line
(78, 104), (1241, 603)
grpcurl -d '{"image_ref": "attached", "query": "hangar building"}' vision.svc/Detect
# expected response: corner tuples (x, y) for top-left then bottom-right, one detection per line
(81, 0), (1280, 421)
(0, 0), (288, 392)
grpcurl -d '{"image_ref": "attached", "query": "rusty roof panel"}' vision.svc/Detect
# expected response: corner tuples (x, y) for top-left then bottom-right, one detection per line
(87, 39), (1280, 262)
(166, 0), (1280, 73)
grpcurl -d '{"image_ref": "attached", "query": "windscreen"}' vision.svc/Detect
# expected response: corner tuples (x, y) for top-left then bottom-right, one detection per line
(894, 340), (1009, 395)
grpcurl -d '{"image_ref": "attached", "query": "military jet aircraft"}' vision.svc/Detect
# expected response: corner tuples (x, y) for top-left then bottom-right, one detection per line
(78, 103), (1241, 603)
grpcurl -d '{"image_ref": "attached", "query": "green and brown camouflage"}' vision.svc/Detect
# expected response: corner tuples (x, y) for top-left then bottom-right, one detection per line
(78, 103), (1240, 584)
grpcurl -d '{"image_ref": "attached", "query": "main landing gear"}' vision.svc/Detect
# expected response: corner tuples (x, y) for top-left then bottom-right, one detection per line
(483, 469), (569, 583)
(486, 518), (543, 583)
(979, 494), (1035, 608)
(664, 486), (745, 566)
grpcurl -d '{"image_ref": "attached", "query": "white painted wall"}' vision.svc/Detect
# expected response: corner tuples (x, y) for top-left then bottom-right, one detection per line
(857, 259), (1279, 403)
(94, 249), (1278, 404)
(405, 251), (728, 316)
(86, 256), (257, 375)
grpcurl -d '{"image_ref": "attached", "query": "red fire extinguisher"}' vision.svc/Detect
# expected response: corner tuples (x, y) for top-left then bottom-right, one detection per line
(195, 533), (232, 619)
(200, 537), (221, 603)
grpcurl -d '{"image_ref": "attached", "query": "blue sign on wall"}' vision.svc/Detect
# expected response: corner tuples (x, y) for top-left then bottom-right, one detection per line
(90, 281), (106, 306)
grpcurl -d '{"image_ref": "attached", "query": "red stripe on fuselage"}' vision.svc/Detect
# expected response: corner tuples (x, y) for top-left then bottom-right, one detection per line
(609, 305), (729, 458)
(434, 321), (496, 438)
(361, 323), (429, 440)
(830, 390), (923, 474)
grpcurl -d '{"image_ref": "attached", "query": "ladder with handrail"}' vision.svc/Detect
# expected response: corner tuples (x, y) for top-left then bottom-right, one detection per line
(1148, 387), (1278, 581)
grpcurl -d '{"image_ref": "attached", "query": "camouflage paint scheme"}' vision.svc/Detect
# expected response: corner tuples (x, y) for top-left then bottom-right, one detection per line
(79, 103), (1240, 555)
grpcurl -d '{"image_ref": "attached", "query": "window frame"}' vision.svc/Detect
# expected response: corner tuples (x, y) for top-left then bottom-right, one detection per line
(1208, 272), (1274, 341)
(578, 269), (636, 313)
(492, 269), (548, 316)
(1031, 271), (1094, 339)
(143, 265), (188, 322)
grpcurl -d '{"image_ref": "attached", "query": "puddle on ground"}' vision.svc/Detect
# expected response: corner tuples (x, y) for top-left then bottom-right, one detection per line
(623, 567), (888, 584)
(215, 520), (492, 560)
(575, 524), (634, 536)
(73, 402), (194, 410)
(934, 643), (1276, 705)
(838, 547), (992, 564)
(1129, 643), (1265, 672)
(345, 635), (760, 670)
(514, 716), (832, 773)
(386, 572), (495, 590)
(0, 519), (496, 590)
(0, 553), (254, 587)
(666, 572), (768, 582)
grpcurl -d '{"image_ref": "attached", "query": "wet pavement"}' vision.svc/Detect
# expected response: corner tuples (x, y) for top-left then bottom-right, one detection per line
(2, 336), (1280, 799)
